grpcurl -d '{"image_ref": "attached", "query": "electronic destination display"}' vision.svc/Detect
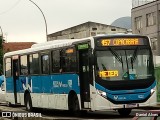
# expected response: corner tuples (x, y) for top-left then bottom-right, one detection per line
(96, 38), (148, 47)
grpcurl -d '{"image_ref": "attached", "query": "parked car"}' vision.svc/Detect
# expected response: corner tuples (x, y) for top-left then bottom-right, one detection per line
(132, 110), (160, 120)
(0, 75), (5, 103)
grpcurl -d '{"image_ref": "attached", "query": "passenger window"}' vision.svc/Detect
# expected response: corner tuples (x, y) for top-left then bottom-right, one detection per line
(29, 53), (39, 74)
(20, 55), (28, 75)
(52, 50), (60, 73)
(41, 54), (49, 74)
(5, 58), (12, 77)
(61, 47), (77, 73)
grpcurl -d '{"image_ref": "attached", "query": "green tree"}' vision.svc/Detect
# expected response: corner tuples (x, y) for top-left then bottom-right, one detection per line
(0, 36), (3, 74)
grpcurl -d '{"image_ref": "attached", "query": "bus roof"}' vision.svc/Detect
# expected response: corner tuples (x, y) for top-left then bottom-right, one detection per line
(4, 38), (91, 57)
(4, 34), (149, 57)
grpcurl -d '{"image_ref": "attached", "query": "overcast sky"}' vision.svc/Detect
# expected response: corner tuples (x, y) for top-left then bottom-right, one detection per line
(0, 0), (132, 43)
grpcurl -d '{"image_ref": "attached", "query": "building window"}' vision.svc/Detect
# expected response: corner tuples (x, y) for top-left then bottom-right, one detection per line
(146, 12), (156, 26)
(90, 32), (96, 36)
(135, 16), (142, 29)
(29, 53), (39, 74)
(5, 58), (11, 77)
(151, 38), (157, 50)
(20, 55), (28, 75)
(41, 54), (49, 74)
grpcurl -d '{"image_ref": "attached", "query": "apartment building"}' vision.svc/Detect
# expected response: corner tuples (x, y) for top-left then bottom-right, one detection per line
(132, 0), (160, 55)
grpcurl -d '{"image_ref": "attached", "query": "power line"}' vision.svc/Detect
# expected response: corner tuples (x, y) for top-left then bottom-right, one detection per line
(0, 0), (22, 15)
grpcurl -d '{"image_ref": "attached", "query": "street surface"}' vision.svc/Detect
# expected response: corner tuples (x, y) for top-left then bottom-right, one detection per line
(0, 103), (159, 120)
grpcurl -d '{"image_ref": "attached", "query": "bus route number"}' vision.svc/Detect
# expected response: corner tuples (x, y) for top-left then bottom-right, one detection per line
(101, 39), (111, 46)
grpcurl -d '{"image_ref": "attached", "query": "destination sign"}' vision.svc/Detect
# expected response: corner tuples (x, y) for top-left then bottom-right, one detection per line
(99, 70), (119, 77)
(97, 38), (146, 46)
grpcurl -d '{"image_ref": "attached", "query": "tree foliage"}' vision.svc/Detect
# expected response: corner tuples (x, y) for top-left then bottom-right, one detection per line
(0, 36), (3, 74)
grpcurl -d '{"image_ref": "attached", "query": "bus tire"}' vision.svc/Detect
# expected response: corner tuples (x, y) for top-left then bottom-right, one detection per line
(118, 108), (131, 116)
(7, 102), (12, 107)
(69, 94), (80, 116)
(25, 93), (33, 112)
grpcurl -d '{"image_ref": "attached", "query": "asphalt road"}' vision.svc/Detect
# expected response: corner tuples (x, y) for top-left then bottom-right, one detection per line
(0, 103), (159, 120)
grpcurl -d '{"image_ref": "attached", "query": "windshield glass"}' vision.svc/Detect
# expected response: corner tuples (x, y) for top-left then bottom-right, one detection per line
(96, 47), (154, 81)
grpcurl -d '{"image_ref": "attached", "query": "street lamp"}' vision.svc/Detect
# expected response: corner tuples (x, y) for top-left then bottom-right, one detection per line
(28, 0), (48, 41)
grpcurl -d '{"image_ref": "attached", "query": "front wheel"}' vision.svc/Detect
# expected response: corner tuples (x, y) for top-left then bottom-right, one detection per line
(118, 108), (131, 116)
(25, 94), (33, 112)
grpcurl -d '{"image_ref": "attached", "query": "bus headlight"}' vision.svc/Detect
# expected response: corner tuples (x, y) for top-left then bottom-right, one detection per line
(97, 90), (106, 97)
(151, 89), (155, 96)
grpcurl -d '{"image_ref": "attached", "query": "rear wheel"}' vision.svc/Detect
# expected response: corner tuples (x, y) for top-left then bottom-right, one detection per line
(7, 102), (12, 107)
(118, 108), (131, 116)
(25, 93), (33, 112)
(69, 94), (80, 116)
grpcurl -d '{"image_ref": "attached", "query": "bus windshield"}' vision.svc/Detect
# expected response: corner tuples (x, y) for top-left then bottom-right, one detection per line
(96, 46), (154, 81)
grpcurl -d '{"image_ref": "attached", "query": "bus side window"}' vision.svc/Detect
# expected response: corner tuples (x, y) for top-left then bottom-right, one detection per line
(41, 54), (49, 74)
(60, 49), (66, 72)
(52, 50), (60, 73)
(65, 47), (77, 73)
(20, 55), (28, 75)
(29, 53), (39, 74)
(5, 58), (12, 77)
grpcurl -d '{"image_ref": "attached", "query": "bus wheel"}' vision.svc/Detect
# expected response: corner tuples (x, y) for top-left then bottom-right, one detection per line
(69, 94), (80, 116)
(25, 93), (33, 112)
(7, 102), (12, 107)
(118, 108), (131, 116)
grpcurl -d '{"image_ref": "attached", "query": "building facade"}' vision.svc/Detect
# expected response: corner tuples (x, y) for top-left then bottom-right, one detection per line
(132, 0), (160, 55)
(47, 21), (128, 41)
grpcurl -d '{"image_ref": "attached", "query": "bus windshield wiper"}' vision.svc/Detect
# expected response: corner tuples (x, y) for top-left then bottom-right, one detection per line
(130, 47), (139, 70)
(109, 48), (124, 71)
(131, 46), (139, 63)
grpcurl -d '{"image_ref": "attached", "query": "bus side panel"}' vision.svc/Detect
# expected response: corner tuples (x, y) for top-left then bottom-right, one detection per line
(5, 77), (14, 104)
(6, 77), (22, 104)
(50, 74), (80, 94)
(6, 77), (14, 93)
(30, 74), (80, 109)
(40, 75), (51, 108)
(31, 76), (42, 93)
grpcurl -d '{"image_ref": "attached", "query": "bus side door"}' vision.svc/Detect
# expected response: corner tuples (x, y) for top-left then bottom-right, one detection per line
(78, 45), (93, 109)
(12, 57), (19, 104)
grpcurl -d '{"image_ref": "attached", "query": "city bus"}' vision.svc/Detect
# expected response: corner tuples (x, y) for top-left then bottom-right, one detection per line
(4, 34), (157, 116)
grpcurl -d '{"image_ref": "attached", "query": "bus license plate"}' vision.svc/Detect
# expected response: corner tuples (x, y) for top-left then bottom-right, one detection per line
(126, 104), (137, 108)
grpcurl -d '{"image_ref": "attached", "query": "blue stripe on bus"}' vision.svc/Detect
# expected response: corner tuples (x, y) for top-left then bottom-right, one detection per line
(95, 80), (156, 102)
(95, 80), (156, 95)
(107, 90), (151, 101)
(6, 74), (80, 94)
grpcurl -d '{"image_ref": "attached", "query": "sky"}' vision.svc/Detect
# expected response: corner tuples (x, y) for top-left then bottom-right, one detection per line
(0, 0), (132, 43)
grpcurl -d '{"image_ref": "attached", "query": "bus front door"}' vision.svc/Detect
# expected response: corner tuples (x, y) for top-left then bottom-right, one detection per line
(79, 49), (92, 109)
(12, 59), (19, 104)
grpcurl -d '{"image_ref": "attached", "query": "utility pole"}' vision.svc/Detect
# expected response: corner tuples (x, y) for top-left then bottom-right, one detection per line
(28, 0), (48, 41)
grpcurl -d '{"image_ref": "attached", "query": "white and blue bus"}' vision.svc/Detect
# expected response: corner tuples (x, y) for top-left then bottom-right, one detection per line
(4, 34), (157, 116)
